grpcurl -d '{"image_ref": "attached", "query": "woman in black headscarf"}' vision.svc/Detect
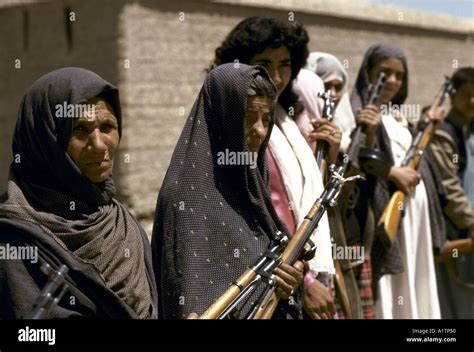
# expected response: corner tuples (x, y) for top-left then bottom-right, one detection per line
(350, 43), (446, 319)
(0, 67), (157, 319)
(152, 63), (304, 319)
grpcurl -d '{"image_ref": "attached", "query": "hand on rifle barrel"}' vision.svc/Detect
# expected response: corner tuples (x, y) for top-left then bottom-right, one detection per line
(356, 105), (381, 148)
(308, 119), (342, 164)
(423, 106), (445, 129)
(388, 166), (421, 195)
(273, 261), (304, 300)
(303, 279), (336, 320)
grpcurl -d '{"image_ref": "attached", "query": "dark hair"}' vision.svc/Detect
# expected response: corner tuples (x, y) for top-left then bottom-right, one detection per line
(452, 67), (474, 91)
(247, 74), (276, 98)
(247, 73), (277, 114)
(209, 16), (309, 115)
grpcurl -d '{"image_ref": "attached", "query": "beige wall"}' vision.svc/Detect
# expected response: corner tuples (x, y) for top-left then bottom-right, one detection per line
(1, 0), (472, 231)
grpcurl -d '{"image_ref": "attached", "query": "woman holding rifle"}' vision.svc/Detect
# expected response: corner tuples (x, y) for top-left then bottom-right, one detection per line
(151, 63), (304, 319)
(351, 43), (446, 319)
(209, 16), (339, 319)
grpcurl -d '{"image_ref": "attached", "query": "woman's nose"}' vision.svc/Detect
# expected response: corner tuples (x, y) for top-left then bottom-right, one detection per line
(270, 69), (282, 87)
(387, 72), (398, 83)
(88, 130), (108, 153)
(252, 120), (266, 139)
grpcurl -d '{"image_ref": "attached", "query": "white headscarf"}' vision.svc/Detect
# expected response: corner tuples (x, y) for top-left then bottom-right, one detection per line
(269, 103), (335, 275)
(305, 52), (356, 153)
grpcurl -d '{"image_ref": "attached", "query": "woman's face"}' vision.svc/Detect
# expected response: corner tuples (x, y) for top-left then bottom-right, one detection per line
(324, 78), (344, 107)
(67, 97), (120, 183)
(369, 58), (405, 104)
(451, 82), (474, 120)
(245, 96), (272, 153)
(249, 46), (292, 97)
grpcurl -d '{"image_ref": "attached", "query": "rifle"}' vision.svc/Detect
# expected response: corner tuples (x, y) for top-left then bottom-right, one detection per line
(378, 76), (453, 246)
(435, 238), (474, 264)
(199, 164), (362, 319)
(345, 72), (392, 178)
(24, 262), (69, 319)
(198, 76), (385, 320)
(336, 72), (390, 229)
(315, 90), (335, 180)
(314, 91), (353, 318)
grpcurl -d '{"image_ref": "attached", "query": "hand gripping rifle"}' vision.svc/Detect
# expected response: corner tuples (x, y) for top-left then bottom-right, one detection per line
(315, 90), (336, 180)
(378, 76), (453, 247)
(345, 72), (392, 178)
(336, 72), (390, 229)
(24, 262), (69, 319)
(199, 165), (362, 319)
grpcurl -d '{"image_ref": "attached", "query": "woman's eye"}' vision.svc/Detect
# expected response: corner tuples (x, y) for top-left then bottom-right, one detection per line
(73, 125), (88, 133)
(101, 123), (117, 132)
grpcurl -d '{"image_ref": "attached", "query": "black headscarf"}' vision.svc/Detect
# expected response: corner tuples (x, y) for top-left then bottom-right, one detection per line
(152, 63), (294, 319)
(349, 44), (446, 284)
(0, 67), (155, 318)
(11, 67), (122, 216)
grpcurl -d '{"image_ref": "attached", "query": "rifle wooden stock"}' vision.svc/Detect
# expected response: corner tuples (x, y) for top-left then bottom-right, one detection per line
(199, 200), (323, 319)
(377, 77), (452, 247)
(378, 191), (406, 246)
(378, 125), (435, 246)
(199, 268), (256, 319)
(435, 239), (474, 264)
(198, 163), (352, 320)
(252, 200), (323, 319)
(252, 293), (279, 319)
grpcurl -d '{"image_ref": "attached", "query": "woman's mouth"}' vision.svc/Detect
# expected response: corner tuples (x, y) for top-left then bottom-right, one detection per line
(86, 160), (110, 168)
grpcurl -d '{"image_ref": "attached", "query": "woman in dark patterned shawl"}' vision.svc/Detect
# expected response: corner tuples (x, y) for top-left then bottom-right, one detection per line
(152, 63), (304, 319)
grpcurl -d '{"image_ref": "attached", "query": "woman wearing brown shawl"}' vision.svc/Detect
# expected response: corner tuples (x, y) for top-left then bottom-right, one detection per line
(0, 67), (157, 319)
(350, 43), (446, 319)
(151, 63), (304, 319)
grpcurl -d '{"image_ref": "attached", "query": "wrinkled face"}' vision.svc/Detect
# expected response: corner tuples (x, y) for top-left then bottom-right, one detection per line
(451, 82), (474, 120)
(67, 97), (120, 183)
(249, 46), (292, 97)
(369, 58), (405, 104)
(324, 78), (344, 107)
(245, 96), (272, 153)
